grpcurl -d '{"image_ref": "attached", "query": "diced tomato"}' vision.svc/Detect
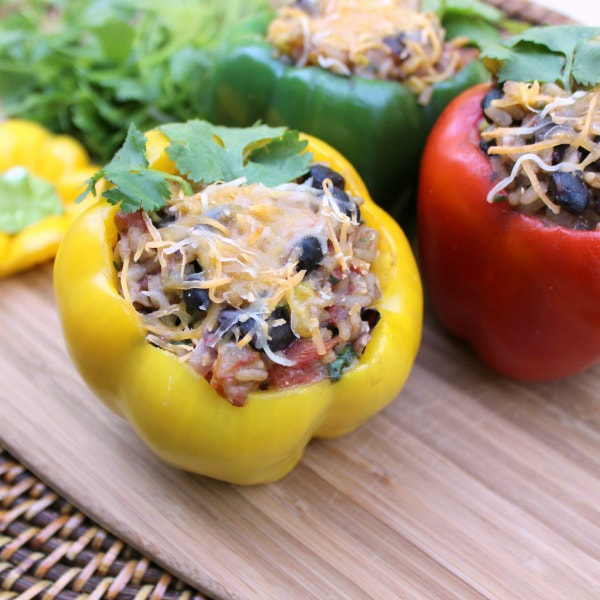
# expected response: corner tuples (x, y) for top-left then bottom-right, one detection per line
(267, 337), (337, 388)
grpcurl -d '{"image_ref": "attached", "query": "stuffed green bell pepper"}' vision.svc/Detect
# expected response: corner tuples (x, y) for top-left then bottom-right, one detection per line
(209, 0), (494, 218)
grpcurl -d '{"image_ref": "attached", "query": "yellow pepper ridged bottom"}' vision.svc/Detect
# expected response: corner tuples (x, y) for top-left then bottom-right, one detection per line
(54, 132), (423, 484)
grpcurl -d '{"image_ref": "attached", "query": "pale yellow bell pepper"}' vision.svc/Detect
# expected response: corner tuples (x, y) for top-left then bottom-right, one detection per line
(54, 129), (423, 484)
(0, 120), (97, 278)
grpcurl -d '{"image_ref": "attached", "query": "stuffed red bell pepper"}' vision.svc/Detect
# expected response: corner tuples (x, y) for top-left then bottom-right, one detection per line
(418, 25), (600, 380)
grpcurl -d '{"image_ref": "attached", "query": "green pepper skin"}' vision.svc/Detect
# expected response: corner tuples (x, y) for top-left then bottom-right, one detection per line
(209, 18), (488, 218)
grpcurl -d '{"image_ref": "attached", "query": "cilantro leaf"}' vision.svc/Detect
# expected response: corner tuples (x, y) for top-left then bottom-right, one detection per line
(497, 44), (565, 85)
(162, 120), (243, 183)
(0, 167), (64, 234)
(443, 15), (501, 47)
(480, 25), (600, 90)
(479, 41), (512, 62)
(572, 38), (600, 87)
(244, 131), (311, 186)
(102, 170), (171, 213)
(430, 0), (524, 49)
(108, 122), (150, 171)
(443, 0), (503, 22)
(82, 120), (312, 214)
(508, 26), (600, 58)
(421, 0), (443, 14)
(161, 121), (312, 186)
(424, 0), (502, 21)
(81, 123), (171, 213)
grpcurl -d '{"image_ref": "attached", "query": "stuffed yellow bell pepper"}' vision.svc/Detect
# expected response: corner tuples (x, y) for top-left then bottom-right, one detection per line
(54, 121), (422, 484)
(0, 120), (97, 278)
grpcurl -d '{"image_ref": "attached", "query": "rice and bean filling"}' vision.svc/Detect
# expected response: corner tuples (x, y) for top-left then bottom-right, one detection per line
(480, 81), (600, 230)
(267, 0), (470, 104)
(114, 164), (381, 406)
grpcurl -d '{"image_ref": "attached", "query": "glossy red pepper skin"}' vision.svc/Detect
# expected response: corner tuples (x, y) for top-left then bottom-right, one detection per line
(418, 83), (600, 381)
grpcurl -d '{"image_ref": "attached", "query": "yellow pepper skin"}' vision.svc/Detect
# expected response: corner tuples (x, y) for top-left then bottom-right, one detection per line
(54, 132), (423, 484)
(0, 120), (97, 278)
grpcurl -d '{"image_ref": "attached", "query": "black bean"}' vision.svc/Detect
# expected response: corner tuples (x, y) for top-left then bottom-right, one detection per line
(306, 164), (345, 190)
(572, 219), (594, 231)
(331, 187), (361, 220)
(360, 308), (381, 330)
(267, 307), (297, 351)
(588, 157), (600, 172)
(338, 199), (361, 221)
(481, 86), (503, 112)
(155, 208), (177, 228)
(217, 309), (254, 339)
(183, 287), (210, 315)
(296, 236), (324, 272)
(585, 137), (600, 171)
(534, 122), (553, 143)
(548, 171), (590, 214)
(478, 139), (493, 155)
(294, 0), (318, 14)
(383, 33), (407, 59)
(216, 308), (297, 351)
(552, 144), (568, 165)
(331, 187), (349, 203)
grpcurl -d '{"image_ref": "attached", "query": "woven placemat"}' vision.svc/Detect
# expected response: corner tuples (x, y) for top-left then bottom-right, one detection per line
(0, 1), (573, 599)
(0, 448), (205, 600)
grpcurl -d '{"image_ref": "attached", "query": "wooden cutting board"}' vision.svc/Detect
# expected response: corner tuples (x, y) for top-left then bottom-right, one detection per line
(1, 265), (599, 599)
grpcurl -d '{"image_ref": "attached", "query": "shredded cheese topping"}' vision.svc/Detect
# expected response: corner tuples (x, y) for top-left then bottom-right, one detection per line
(481, 81), (600, 228)
(267, 0), (467, 104)
(114, 169), (382, 405)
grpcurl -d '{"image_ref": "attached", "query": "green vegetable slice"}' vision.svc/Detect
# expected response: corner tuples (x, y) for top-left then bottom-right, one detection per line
(0, 167), (64, 234)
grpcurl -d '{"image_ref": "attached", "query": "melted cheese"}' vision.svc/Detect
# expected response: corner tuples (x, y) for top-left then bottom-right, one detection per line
(484, 82), (600, 212)
(267, 0), (461, 104)
(118, 177), (376, 366)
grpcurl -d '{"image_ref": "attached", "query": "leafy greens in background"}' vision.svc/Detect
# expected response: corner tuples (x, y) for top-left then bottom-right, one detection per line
(83, 121), (312, 213)
(0, 0), (272, 161)
(423, 0), (529, 47)
(480, 26), (600, 91)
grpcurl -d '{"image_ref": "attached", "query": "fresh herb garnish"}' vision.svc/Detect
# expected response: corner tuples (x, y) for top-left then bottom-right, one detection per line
(431, 0), (504, 23)
(328, 345), (356, 383)
(423, 0), (525, 47)
(83, 121), (312, 213)
(0, 167), (64, 234)
(83, 124), (178, 213)
(0, 0), (272, 161)
(480, 26), (600, 91)
(161, 121), (311, 187)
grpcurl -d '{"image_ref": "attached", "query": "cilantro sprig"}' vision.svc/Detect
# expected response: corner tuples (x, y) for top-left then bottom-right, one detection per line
(423, 0), (529, 48)
(160, 121), (311, 187)
(82, 121), (312, 213)
(480, 26), (600, 92)
(0, 167), (64, 234)
(0, 0), (272, 161)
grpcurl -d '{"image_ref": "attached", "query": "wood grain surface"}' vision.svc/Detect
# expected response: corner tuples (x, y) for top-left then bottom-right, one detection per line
(1, 265), (599, 599)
